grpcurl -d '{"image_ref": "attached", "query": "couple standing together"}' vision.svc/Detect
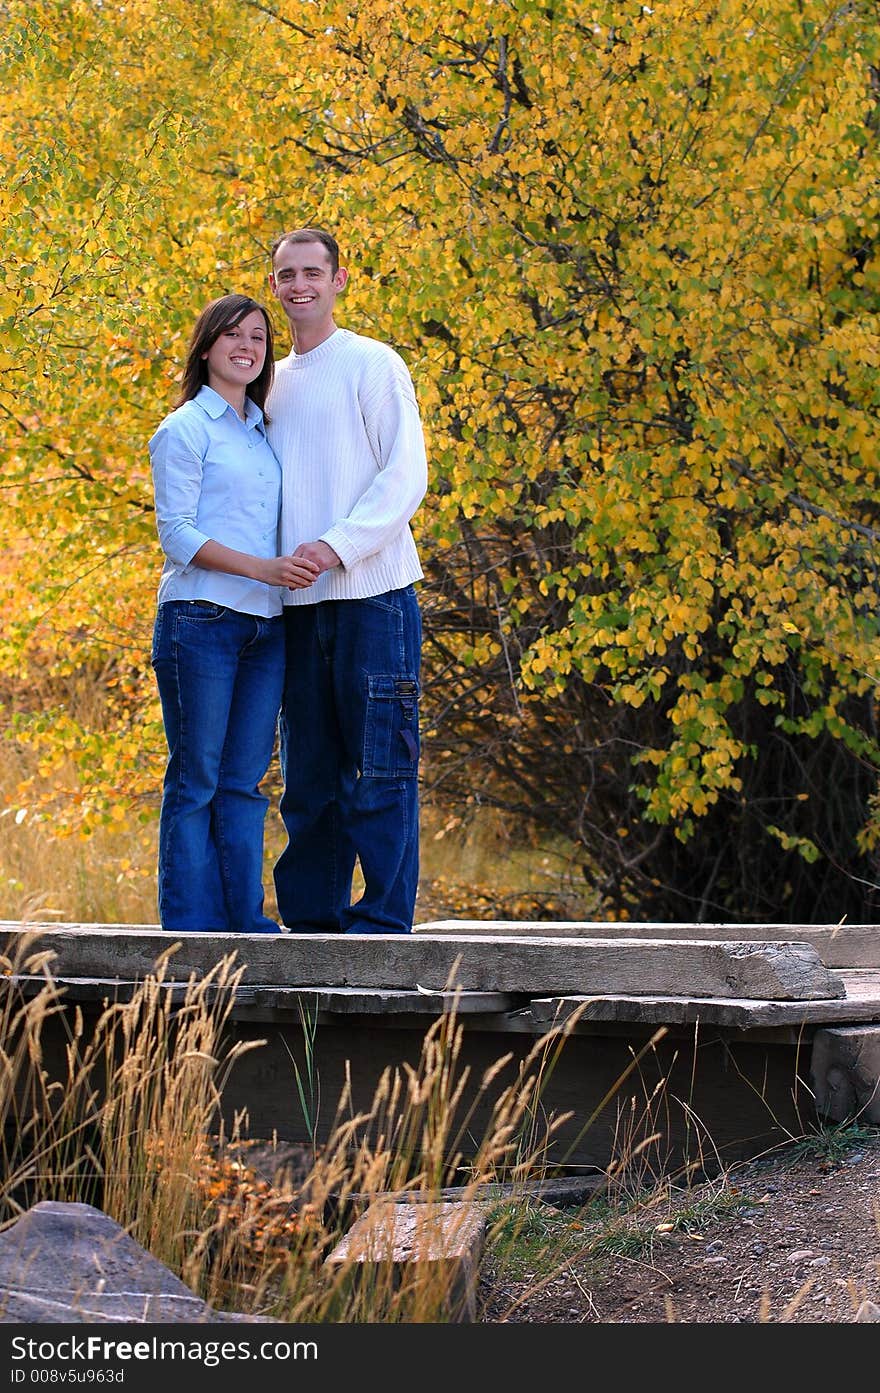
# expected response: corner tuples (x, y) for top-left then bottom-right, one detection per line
(149, 227), (427, 936)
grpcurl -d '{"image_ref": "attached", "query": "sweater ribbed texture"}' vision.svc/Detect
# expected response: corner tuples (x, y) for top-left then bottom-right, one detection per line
(267, 328), (427, 606)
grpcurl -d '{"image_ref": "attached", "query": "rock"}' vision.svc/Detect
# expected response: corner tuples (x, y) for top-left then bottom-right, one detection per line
(854, 1300), (880, 1322)
(0, 1201), (271, 1323)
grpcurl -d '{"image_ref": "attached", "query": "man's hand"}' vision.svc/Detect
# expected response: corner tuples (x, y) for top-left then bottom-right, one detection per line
(260, 554), (321, 589)
(293, 540), (342, 574)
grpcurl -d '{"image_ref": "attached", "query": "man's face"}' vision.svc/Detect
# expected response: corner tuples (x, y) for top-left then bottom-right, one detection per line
(269, 240), (347, 330)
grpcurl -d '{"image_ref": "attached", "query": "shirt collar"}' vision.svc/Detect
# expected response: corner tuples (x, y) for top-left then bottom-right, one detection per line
(194, 384), (266, 433)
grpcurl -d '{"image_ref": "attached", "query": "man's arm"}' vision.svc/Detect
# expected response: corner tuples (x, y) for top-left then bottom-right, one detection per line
(298, 349), (428, 570)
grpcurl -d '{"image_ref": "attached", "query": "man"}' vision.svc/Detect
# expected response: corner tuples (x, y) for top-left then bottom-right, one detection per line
(267, 227), (428, 934)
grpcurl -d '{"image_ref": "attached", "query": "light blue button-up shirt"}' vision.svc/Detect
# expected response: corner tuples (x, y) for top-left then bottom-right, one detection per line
(149, 385), (283, 618)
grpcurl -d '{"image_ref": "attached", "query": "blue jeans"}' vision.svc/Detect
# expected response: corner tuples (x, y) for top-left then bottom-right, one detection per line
(275, 585), (421, 934)
(151, 601), (285, 933)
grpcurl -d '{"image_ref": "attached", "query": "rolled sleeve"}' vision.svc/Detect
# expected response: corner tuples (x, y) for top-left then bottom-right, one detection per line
(149, 417), (212, 569)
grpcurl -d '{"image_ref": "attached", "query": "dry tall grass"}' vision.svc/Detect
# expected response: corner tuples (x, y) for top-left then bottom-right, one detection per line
(0, 929), (806, 1323)
(0, 930), (579, 1322)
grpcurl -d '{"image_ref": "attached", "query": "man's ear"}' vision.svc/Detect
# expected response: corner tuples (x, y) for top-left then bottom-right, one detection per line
(268, 272), (278, 296)
(334, 268), (349, 292)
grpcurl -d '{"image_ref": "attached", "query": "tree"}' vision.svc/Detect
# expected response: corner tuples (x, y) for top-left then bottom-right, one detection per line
(2, 0), (879, 918)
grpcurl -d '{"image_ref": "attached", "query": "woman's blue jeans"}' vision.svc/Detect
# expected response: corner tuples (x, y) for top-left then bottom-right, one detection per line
(274, 585), (422, 934)
(151, 601), (285, 933)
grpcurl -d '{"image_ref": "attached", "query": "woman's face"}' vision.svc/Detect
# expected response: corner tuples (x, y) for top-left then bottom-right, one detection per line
(202, 309), (267, 398)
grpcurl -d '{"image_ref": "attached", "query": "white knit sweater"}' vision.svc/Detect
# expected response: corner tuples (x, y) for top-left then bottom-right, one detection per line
(267, 328), (427, 605)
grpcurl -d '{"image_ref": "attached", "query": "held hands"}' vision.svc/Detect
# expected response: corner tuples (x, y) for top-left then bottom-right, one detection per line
(260, 554), (321, 590)
(257, 541), (340, 590)
(292, 540), (342, 574)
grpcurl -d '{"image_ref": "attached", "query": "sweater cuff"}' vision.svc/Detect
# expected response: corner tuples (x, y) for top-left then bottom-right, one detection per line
(320, 525), (360, 570)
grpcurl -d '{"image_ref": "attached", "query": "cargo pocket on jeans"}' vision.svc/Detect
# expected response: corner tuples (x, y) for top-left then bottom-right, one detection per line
(362, 674), (420, 778)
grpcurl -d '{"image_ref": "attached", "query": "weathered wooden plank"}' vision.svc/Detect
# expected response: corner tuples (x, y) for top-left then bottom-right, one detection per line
(415, 920), (880, 970)
(8, 918), (877, 968)
(0, 926), (846, 1001)
(341, 1175), (605, 1210)
(810, 1024), (880, 1124)
(526, 969), (880, 1030)
(0, 921), (163, 932)
(219, 1016), (809, 1172)
(324, 1200), (486, 1321)
(11, 990), (817, 1169)
(25, 969), (880, 1030)
(8, 974), (518, 1018)
(324, 1174), (607, 1239)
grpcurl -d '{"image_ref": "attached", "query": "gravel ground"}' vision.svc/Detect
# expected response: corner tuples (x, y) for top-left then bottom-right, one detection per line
(479, 1130), (880, 1324)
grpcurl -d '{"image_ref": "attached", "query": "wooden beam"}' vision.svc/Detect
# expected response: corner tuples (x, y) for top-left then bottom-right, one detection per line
(9, 974), (518, 1019)
(414, 920), (880, 969)
(324, 1200), (486, 1322)
(810, 1024), (880, 1124)
(0, 925), (845, 1001)
(527, 969), (880, 1030)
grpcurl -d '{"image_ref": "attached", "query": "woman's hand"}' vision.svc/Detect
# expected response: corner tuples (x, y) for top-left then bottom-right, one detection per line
(261, 554), (321, 589)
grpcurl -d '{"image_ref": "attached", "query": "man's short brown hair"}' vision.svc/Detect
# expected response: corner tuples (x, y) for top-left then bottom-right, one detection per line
(270, 228), (340, 276)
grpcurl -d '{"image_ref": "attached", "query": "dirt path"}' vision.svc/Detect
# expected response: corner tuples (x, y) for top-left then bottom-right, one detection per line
(479, 1129), (880, 1323)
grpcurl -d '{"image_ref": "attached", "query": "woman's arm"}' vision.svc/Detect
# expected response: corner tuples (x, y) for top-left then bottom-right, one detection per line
(192, 540), (319, 590)
(151, 409), (318, 590)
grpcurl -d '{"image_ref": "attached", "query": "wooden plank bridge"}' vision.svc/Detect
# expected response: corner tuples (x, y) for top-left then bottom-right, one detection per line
(2, 919), (879, 1175)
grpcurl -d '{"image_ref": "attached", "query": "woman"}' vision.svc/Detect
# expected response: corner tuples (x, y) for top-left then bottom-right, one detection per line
(149, 294), (317, 933)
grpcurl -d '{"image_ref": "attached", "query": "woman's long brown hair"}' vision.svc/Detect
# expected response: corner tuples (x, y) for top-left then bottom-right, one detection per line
(174, 294), (275, 418)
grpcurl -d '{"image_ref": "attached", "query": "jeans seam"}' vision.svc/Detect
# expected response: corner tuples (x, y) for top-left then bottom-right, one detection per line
(329, 777), (339, 917)
(362, 592), (400, 614)
(217, 613), (263, 915)
(161, 607), (186, 918)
